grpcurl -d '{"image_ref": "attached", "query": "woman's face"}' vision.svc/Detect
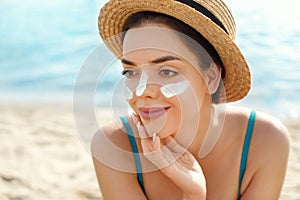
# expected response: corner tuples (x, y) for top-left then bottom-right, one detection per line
(122, 24), (211, 139)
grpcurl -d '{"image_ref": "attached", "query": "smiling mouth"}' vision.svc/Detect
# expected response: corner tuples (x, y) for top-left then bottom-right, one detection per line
(138, 106), (170, 120)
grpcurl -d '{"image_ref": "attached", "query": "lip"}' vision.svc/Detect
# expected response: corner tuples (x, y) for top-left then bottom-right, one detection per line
(138, 106), (170, 120)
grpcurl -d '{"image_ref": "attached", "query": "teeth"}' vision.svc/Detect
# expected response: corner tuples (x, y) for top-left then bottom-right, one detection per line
(152, 132), (157, 143)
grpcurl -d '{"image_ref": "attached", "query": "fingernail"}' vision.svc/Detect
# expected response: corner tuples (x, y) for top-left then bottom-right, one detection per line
(131, 114), (137, 124)
(152, 132), (157, 143)
(137, 121), (141, 128)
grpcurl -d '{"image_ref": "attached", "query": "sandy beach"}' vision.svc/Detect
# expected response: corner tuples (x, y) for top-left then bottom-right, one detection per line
(0, 102), (299, 200)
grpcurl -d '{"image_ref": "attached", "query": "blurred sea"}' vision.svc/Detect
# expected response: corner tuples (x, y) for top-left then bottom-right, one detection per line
(0, 0), (300, 120)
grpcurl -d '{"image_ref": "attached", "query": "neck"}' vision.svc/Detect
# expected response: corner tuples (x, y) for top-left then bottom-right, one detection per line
(188, 99), (212, 157)
(174, 97), (212, 158)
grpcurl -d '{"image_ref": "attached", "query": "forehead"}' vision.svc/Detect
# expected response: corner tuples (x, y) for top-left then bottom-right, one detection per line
(122, 25), (199, 66)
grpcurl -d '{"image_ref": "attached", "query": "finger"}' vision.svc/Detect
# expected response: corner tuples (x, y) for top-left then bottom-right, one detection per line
(141, 134), (177, 170)
(143, 137), (170, 169)
(152, 133), (160, 151)
(138, 126), (165, 168)
(164, 136), (201, 170)
(131, 113), (140, 125)
(132, 114), (150, 140)
(164, 136), (187, 155)
(137, 122), (150, 139)
(160, 144), (178, 165)
(178, 152), (198, 169)
(143, 136), (184, 169)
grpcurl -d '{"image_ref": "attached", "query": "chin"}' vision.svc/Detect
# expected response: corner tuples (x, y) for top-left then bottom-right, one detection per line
(143, 111), (180, 136)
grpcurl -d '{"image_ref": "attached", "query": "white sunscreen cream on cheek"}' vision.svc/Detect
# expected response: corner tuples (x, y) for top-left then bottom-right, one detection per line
(160, 80), (189, 98)
(136, 71), (148, 96)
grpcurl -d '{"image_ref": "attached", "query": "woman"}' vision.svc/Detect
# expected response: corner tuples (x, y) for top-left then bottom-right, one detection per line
(92, 0), (290, 199)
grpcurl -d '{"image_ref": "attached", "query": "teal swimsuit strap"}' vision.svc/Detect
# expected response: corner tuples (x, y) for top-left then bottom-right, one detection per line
(119, 116), (145, 191)
(238, 110), (256, 199)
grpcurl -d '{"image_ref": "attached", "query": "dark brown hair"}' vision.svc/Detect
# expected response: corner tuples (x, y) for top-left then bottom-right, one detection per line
(121, 11), (225, 103)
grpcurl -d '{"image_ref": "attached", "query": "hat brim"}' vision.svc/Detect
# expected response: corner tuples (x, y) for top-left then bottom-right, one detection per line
(98, 0), (251, 102)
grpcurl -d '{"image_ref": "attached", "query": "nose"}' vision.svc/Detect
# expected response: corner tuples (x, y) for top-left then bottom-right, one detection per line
(135, 70), (160, 99)
(139, 82), (161, 99)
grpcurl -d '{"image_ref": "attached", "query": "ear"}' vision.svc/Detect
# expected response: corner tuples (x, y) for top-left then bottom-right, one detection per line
(204, 62), (221, 94)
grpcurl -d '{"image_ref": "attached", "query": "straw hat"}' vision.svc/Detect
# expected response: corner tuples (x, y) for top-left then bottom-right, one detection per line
(98, 0), (251, 102)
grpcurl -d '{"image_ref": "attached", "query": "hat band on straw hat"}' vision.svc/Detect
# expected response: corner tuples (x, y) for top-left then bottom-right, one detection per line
(175, 0), (228, 34)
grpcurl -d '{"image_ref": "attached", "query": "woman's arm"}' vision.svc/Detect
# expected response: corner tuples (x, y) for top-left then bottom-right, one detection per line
(91, 124), (147, 200)
(92, 156), (146, 200)
(240, 113), (290, 199)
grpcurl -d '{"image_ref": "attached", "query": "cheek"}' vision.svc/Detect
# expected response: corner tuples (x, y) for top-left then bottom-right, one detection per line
(123, 79), (138, 100)
(127, 98), (138, 113)
(189, 75), (209, 103)
(173, 84), (203, 125)
(124, 85), (134, 100)
(156, 102), (181, 137)
(169, 101), (182, 127)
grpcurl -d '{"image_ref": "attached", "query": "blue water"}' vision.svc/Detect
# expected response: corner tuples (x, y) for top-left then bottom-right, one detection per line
(0, 0), (105, 101)
(1, 0), (300, 119)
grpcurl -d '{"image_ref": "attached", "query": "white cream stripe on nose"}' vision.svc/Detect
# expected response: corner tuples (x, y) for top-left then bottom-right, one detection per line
(135, 71), (148, 96)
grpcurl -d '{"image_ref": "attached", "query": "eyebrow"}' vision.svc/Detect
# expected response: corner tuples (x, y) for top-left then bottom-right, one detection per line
(121, 58), (136, 66)
(150, 55), (181, 64)
(121, 55), (181, 66)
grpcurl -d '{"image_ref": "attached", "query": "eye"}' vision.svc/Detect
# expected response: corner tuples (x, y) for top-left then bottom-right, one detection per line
(121, 69), (139, 78)
(159, 68), (178, 77)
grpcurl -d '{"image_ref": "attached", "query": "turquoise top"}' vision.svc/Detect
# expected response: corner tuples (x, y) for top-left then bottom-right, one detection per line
(120, 110), (256, 199)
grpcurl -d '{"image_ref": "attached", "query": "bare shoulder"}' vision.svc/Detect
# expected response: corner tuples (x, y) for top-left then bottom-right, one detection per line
(91, 117), (137, 172)
(227, 105), (290, 163)
(250, 110), (291, 163)
(225, 106), (290, 162)
(254, 111), (290, 143)
(226, 106), (290, 147)
(91, 119), (132, 153)
(226, 106), (291, 198)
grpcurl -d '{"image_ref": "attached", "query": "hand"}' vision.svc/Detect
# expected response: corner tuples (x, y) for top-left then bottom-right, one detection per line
(133, 115), (206, 200)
